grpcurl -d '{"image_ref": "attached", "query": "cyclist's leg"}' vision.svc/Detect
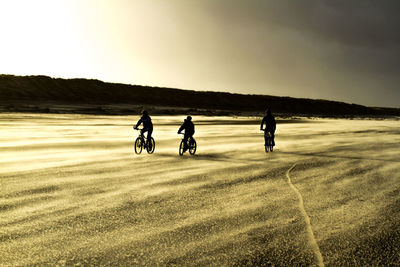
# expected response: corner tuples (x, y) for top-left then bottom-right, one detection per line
(188, 134), (194, 146)
(271, 131), (275, 146)
(140, 128), (147, 138)
(183, 133), (190, 150)
(146, 128), (153, 147)
(264, 131), (268, 146)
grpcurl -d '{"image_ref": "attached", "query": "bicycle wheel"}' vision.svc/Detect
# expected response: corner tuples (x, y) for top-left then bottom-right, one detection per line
(146, 137), (155, 154)
(269, 139), (274, 152)
(179, 140), (185, 156)
(134, 137), (143, 154)
(264, 135), (269, 153)
(189, 139), (197, 155)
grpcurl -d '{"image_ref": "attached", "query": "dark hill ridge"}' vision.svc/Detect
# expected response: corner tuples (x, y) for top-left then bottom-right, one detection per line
(0, 74), (399, 117)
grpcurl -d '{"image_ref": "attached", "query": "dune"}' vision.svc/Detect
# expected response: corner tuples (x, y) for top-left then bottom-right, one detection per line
(1, 74), (400, 117)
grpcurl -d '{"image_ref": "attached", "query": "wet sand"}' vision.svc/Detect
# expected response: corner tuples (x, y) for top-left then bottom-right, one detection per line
(1, 114), (399, 266)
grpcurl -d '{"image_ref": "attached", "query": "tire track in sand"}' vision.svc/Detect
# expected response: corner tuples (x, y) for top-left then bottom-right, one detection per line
(286, 164), (325, 267)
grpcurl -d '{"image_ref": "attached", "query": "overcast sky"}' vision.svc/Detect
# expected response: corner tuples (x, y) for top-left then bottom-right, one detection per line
(1, 0), (399, 107)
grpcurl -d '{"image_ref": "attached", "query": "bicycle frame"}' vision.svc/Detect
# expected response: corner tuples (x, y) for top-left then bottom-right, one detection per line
(179, 132), (192, 141)
(135, 128), (148, 142)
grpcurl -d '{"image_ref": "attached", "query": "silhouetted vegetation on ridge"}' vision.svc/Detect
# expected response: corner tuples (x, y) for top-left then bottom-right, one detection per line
(1, 74), (399, 116)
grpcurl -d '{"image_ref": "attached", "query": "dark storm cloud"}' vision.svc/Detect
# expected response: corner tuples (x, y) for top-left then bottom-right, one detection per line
(193, 0), (400, 107)
(160, 0), (399, 107)
(207, 0), (400, 48)
(286, 0), (400, 48)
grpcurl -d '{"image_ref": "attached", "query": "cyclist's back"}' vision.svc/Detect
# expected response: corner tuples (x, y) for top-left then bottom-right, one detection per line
(178, 117), (194, 136)
(136, 113), (153, 130)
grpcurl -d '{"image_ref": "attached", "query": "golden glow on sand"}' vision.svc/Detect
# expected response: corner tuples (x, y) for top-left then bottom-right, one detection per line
(1, 114), (400, 265)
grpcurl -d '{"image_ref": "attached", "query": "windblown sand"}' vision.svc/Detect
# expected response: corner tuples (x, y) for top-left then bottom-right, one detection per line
(1, 114), (399, 266)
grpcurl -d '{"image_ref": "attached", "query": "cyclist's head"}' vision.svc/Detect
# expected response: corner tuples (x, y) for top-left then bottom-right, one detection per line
(265, 108), (271, 116)
(141, 110), (148, 116)
(186, 116), (192, 121)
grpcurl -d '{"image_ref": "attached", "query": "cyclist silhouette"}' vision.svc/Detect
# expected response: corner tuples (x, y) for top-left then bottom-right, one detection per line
(177, 116), (195, 152)
(134, 110), (153, 149)
(260, 108), (276, 147)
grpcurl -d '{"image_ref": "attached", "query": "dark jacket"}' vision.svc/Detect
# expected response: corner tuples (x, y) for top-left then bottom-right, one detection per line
(178, 120), (195, 135)
(135, 115), (153, 129)
(261, 114), (276, 132)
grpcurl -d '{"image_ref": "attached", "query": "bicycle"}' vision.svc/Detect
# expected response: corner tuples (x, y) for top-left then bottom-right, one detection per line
(178, 133), (197, 156)
(261, 129), (274, 153)
(134, 128), (155, 154)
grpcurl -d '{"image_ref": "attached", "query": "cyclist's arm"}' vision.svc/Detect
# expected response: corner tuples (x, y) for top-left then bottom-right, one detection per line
(135, 119), (142, 129)
(178, 123), (184, 134)
(260, 117), (265, 130)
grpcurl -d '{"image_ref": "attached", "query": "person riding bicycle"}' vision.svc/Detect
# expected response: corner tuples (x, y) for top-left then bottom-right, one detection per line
(177, 116), (195, 152)
(260, 108), (276, 147)
(134, 110), (153, 149)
